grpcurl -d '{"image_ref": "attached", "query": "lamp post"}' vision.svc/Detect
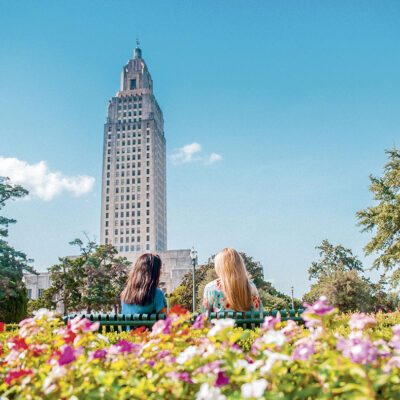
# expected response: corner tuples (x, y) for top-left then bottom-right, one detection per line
(291, 286), (294, 310)
(190, 247), (198, 313)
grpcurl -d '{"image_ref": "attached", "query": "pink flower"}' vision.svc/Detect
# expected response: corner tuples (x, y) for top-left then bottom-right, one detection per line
(68, 316), (100, 333)
(292, 343), (316, 361)
(165, 371), (193, 384)
(337, 337), (377, 364)
(392, 324), (400, 336)
(281, 320), (300, 337)
(215, 371), (229, 387)
(110, 339), (143, 355)
(58, 345), (76, 366)
(348, 313), (376, 330)
(261, 316), (280, 332)
(389, 335), (400, 353)
(192, 314), (207, 330)
(383, 356), (400, 373)
(303, 296), (335, 316)
(195, 361), (222, 374)
(151, 315), (178, 337)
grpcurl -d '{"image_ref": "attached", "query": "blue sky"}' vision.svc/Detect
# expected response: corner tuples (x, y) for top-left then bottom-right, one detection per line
(1, 1), (400, 297)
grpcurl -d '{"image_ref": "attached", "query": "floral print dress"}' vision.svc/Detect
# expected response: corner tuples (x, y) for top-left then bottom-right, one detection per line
(202, 278), (263, 314)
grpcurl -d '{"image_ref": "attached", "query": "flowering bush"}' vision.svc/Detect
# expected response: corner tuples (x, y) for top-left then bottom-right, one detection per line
(1, 298), (400, 399)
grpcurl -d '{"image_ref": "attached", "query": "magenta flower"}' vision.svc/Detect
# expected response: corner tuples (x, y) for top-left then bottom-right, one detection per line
(348, 313), (376, 330)
(148, 359), (157, 367)
(192, 314), (206, 330)
(261, 316), (280, 332)
(165, 371), (193, 384)
(292, 343), (316, 361)
(93, 349), (107, 359)
(215, 371), (230, 387)
(303, 296), (335, 316)
(58, 345), (76, 366)
(115, 339), (142, 355)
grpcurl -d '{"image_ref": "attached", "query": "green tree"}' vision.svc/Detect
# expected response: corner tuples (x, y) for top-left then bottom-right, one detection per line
(308, 239), (363, 280)
(35, 238), (129, 315)
(0, 177), (35, 323)
(304, 240), (375, 312)
(303, 270), (373, 313)
(357, 148), (400, 288)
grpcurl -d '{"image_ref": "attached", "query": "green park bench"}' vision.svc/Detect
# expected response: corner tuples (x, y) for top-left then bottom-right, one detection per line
(63, 309), (304, 332)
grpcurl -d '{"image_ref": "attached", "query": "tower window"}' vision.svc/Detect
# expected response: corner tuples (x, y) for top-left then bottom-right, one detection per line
(130, 79), (136, 90)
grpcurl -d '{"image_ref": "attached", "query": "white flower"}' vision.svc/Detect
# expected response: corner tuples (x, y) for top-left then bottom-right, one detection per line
(260, 351), (290, 374)
(176, 345), (199, 364)
(234, 359), (263, 373)
(33, 308), (56, 320)
(263, 331), (286, 347)
(241, 379), (268, 399)
(196, 383), (226, 400)
(208, 319), (235, 337)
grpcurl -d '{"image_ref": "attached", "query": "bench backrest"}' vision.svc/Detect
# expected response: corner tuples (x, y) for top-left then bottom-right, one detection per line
(63, 309), (304, 332)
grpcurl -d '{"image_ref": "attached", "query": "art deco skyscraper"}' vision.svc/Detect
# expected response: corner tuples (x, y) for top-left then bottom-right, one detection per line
(100, 45), (167, 259)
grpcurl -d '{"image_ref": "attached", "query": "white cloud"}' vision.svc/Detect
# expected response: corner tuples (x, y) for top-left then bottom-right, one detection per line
(0, 157), (95, 201)
(205, 153), (222, 165)
(171, 143), (222, 165)
(171, 142), (202, 164)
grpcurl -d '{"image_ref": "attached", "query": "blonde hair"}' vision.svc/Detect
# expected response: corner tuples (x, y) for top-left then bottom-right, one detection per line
(214, 248), (251, 312)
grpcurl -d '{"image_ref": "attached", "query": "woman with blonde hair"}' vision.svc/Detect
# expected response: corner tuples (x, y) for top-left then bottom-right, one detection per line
(202, 248), (263, 313)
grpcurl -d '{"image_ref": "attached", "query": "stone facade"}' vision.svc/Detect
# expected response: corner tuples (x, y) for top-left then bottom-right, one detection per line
(100, 46), (167, 254)
(23, 273), (51, 300)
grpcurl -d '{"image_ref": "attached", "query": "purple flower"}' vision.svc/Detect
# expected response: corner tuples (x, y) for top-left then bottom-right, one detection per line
(261, 316), (280, 332)
(392, 324), (400, 336)
(148, 359), (157, 367)
(165, 371), (193, 384)
(58, 345), (76, 366)
(93, 348), (107, 359)
(215, 371), (230, 387)
(195, 361), (221, 374)
(337, 337), (378, 364)
(303, 296), (335, 316)
(383, 356), (400, 373)
(348, 313), (376, 330)
(292, 343), (316, 361)
(110, 339), (143, 355)
(155, 350), (170, 360)
(192, 314), (207, 330)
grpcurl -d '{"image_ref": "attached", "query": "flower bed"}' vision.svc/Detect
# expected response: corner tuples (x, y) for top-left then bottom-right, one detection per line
(1, 299), (400, 399)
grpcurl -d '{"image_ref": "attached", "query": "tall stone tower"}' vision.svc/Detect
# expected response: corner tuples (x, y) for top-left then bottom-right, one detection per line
(100, 45), (167, 259)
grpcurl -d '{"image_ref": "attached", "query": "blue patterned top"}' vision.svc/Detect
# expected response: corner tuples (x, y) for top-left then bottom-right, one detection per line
(202, 278), (263, 313)
(121, 288), (167, 315)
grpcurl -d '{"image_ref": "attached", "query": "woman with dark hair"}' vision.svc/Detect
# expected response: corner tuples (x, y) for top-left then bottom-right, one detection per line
(121, 253), (167, 316)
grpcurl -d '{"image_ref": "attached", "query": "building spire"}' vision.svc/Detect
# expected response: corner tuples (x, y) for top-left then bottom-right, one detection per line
(134, 38), (142, 59)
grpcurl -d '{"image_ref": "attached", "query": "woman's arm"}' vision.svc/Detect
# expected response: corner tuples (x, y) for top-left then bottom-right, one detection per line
(158, 307), (167, 316)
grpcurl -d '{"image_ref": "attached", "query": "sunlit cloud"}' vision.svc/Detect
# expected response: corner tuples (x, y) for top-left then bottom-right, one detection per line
(171, 143), (222, 165)
(0, 156), (95, 201)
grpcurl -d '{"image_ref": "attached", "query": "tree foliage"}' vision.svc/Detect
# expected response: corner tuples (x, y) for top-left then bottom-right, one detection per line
(303, 270), (373, 313)
(0, 177), (35, 323)
(308, 239), (363, 280)
(36, 239), (130, 315)
(357, 148), (400, 288)
(170, 251), (295, 312)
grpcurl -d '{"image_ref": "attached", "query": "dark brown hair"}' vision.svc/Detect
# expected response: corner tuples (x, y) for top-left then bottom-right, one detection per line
(120, 253), (162, 305)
